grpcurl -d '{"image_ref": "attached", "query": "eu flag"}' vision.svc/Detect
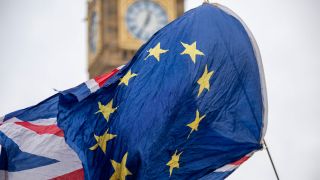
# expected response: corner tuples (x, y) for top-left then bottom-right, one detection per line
(58, 3), (267, 179)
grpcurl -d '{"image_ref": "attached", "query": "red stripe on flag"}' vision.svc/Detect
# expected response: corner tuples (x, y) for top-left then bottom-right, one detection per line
(230, 155), (250, 166)
(94, 68), (120, 87)
(50, 168), (84, 180)
(15, 122), (64, 137)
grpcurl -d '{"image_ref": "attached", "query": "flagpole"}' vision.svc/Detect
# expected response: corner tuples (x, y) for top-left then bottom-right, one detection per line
(263, 139), (280, 180)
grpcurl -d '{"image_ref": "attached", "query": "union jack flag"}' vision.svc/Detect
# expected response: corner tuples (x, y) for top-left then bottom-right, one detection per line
(0, 66), (123, 180)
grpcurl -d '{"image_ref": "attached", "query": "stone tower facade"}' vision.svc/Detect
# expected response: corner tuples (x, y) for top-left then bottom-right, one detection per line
(87, 0), (184, 78)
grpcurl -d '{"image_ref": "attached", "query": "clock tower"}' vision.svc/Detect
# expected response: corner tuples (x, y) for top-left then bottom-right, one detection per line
(87, 0), (184, 78)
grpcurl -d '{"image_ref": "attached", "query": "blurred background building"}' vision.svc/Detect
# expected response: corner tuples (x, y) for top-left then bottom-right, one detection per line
(87, 0), (184, 77)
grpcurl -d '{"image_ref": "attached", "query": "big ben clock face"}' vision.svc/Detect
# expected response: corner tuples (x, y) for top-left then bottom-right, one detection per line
(88, 0), (103, 65)
(89, 11), (99, 53)
(118, 0), (177, 50)
(126, 1), (168, 41)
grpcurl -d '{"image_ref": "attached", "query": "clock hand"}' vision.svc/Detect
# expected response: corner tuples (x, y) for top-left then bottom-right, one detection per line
(143, 10), (151, 26)
(136, 10), (152, 40)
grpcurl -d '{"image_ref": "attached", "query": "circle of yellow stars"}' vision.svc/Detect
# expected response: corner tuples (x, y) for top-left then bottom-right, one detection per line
(89, 40), (214, 179)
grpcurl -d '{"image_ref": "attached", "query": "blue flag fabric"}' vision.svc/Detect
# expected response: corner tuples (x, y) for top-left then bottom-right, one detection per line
(58, 3), (267, 180)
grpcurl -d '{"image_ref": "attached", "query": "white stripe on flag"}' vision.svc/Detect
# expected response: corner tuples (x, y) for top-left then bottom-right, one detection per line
(0, 170), (6, 180)
(0, 117), (57, 125)
(0, 116), (4, 123)
(21, 117), (57, 125)
(85, 79), (99, 93)
(0, 122), (82, 179)
(0, 122), (79, 162)
(214, 164), (237, 172)
(5, 162), (81, 180)
(0, 117), (22, 124)
(117, 65), (125, 70)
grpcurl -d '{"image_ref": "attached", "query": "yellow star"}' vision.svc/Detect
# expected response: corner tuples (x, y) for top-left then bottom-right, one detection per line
(166, 150), (183, 177)
(95, 100), (117, 122)
(187, 110), (206, 139)
(110, 152), (132, 180)
(145, 42), (168, 61)
(119, 70), (137, 86)
(180, 41), (204, 63)
(197, 65), (214, 97)
(89, 129), (116, 154)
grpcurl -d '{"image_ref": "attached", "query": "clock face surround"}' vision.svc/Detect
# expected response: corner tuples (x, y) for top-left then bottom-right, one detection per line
(118, 0), (177, 49)
(125, 1), (168, 41)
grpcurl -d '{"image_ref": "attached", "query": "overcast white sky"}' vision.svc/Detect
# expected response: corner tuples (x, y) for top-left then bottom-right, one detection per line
(1, 0), (319, 179)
